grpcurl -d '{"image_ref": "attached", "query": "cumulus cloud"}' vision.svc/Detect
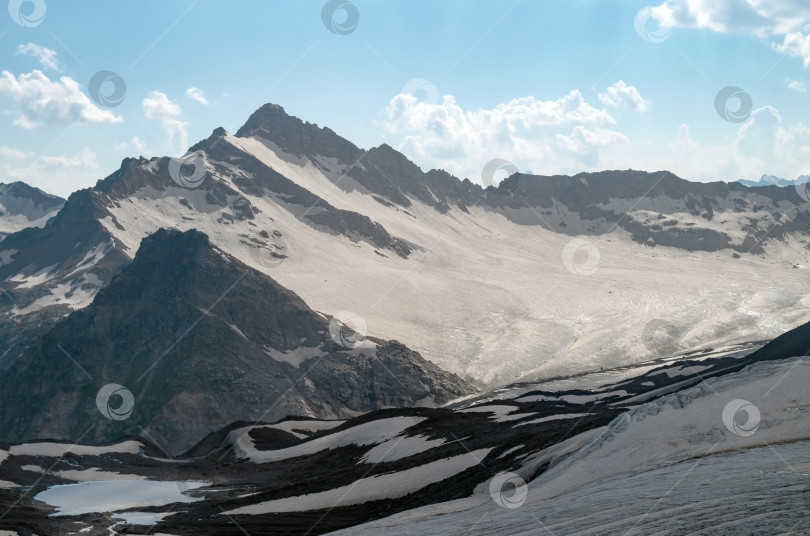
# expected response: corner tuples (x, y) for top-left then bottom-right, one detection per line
(647, 1), (810, 68)
(787, 79), (807, 92)
(0, 70), (122, 128)
(598, 81), (649, 112)
(0, 145), (33, 159)
(648, 0), (810, 37)
(142, 91), (188, 151)
(117, 136), (148, 153)
(383, 85), (631, 182)
(3, 148), (101, 197)
(143, 90), (183, 119)
(658, 107), (810, 182)
(16, 43), (60, 71)
(185, 87), (209, 105)
(774, 32), (810, 68)
(40, 147), (99, 168)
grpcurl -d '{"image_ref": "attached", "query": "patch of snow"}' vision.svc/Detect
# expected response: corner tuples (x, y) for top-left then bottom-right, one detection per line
(496, 445), (524, 459)
(9, 440), (143, 457)
(8, 264), (57, 288)
(0, 249), (17, 266)
(221, 448), (492, 514)
(233, 416), (425, 463)
(360, 434), (447, 464)
(263, 345), (327, 368)
(514, 413), (594, 427)
(55, 468), (147, 482)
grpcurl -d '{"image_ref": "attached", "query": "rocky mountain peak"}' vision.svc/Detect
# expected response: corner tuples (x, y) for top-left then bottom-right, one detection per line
(236, 102), (361, 164)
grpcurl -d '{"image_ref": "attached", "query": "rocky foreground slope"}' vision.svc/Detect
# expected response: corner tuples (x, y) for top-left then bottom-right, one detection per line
(0, 318), (807, 535)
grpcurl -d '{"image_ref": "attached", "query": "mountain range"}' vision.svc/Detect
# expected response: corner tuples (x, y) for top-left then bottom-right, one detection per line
(737, 173), (810, 188)
(1, 102), (810, 533)
(2, 104), (810, 394)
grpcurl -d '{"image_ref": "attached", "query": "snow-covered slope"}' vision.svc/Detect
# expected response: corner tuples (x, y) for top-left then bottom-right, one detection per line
(3, 104), (810, 389)
(336, 356), (810, 535)
(95, 129), (810, 387)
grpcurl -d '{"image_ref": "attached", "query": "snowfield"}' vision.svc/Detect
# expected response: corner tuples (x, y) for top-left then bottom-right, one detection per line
(221, 448), (492, 514)
(333, 357), (810, 535)
(229, 416), (425, 463)
(92, 133), (810, 388)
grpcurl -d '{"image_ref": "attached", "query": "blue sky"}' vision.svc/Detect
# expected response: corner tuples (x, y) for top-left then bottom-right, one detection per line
(1, 0), (810, 197)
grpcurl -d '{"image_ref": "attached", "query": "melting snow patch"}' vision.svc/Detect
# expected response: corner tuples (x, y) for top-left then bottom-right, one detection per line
(515, 413), (593, 427)
(360, 434), (447, 464)
(263, 345), (327, 368)
(234, 416), (426, 463)
(222, 448), (493, 514)
(9, 440), (143, 457)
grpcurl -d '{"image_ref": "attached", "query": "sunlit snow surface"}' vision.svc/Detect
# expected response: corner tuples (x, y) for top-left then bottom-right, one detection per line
(332, 357), (810, 535)
(92, 133), (810, 387)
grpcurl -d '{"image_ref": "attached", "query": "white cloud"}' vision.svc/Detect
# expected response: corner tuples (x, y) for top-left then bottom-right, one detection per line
(774, 32), (810, 68)
(186, 87), (209, 105)
(649, 0), (810, 37)
(143, 90), (182, 119)
(0, 70), (122, 128)
(117, 136), (148, 153)
(383, 86), (630, 181)
(787, 79), (807, 92)
(3, 148), (101, 197)
(142, 90), (189, 152)
(648, 1), (810, 67)
(40, 147), (98, 168)
(0, 145), (33, 159)
(598, 81), (649, 112)
(15, 43), (60, 71)
(655, 106), (810, 182)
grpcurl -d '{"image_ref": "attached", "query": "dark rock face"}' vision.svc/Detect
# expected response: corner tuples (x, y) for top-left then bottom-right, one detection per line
(0, 188), (128, 371)
(0, 229), (473, 453)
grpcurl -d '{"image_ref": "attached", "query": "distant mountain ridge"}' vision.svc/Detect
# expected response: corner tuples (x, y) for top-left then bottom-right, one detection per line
(737, 173), (810, 187)
(0, 181), (64, 241)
